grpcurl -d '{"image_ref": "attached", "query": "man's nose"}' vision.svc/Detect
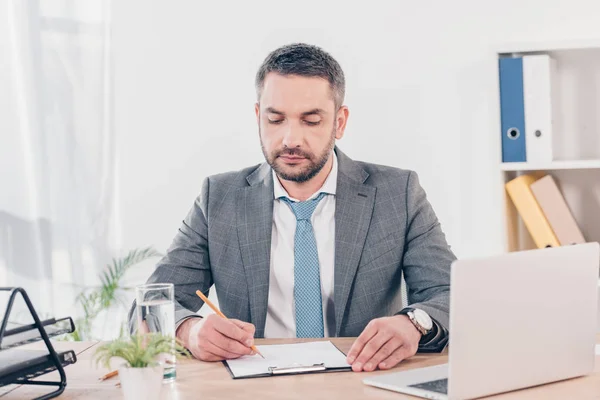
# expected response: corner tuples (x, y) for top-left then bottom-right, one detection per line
(281, 122), (303, 148)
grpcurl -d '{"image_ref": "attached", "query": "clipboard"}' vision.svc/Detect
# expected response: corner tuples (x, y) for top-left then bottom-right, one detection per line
(223, 341), (352, 379)
(223, 361), (352, 379)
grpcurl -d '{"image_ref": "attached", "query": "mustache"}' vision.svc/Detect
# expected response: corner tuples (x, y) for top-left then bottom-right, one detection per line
(275, 148), (312, 158)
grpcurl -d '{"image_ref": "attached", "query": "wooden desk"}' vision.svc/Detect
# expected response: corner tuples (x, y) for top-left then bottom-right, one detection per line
(2, 338), (599, 399)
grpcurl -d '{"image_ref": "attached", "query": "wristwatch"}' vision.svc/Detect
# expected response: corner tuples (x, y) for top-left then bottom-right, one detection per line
(399, 308), (433, 336)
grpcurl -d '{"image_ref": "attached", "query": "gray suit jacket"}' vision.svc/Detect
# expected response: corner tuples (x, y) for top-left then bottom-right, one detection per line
(129, 147), (455, 341)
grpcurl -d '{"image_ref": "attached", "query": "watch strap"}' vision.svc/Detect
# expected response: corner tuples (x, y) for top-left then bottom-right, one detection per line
(396, 307), (415, 316)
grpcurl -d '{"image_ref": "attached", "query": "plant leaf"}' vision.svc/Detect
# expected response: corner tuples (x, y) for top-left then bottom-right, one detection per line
(71, 246), (162, 341)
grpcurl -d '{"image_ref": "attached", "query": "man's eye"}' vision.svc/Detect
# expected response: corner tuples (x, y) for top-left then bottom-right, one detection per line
(268, 119), (284, 124)
(305, 120), (321, 126)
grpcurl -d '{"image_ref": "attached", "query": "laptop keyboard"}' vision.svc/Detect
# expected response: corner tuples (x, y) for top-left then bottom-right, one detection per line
(408, 378), (449, 394)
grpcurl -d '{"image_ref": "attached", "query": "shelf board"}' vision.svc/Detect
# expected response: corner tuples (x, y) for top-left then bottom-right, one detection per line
(496, 38), (600, 54)
(501, 160), (600, 171)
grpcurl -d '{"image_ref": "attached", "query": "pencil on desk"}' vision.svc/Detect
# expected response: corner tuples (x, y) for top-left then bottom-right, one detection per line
(195, 290), (264, 359)
(98, 353), (177, 381)
(98, 370), (118, 381)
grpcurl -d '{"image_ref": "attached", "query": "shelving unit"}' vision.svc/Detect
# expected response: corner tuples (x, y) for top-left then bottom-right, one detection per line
(495, 40), (600, 253)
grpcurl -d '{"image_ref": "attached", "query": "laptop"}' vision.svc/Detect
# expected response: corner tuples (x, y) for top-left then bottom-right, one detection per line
(363, 243), (600, 400)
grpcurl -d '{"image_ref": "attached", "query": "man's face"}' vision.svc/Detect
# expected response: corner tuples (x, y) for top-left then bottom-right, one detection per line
(255, 73), (346, 183)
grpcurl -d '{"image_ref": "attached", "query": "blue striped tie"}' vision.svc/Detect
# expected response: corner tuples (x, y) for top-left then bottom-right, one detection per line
(280, 192), (327, 338)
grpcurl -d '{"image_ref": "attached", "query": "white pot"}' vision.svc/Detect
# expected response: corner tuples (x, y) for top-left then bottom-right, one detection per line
(118, 364), (164, 400)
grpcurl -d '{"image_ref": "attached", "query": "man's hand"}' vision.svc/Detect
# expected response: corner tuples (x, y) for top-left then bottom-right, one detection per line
(176, 315), (256, 361)
(346, 315), (421, 372)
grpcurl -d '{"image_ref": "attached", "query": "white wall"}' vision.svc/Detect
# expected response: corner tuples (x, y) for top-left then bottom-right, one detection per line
(113, 0), (600, 269)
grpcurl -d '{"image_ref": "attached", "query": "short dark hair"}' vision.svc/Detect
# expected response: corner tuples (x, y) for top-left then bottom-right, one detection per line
(255, 43), (346, 109)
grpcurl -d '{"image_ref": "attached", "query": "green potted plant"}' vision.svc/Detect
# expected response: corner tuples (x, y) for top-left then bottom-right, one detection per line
(66, 247), (162, 341)
(93, 333), (190, 400)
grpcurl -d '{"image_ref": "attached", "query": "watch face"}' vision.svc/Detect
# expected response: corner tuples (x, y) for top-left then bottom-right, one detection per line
(413, 309), (433, 331)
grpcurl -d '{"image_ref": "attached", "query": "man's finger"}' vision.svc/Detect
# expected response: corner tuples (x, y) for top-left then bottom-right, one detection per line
(201, 352), (223, 362)
(346, 321), (379, 364)
(212, 316), (254, 347)
(231, 319), (256, 335)
(212, 329), (254, 356)
(378, 345), (413, 370)
(195, 347), (224, 362)
(361, 338), (402, 372)
(352, 330), (393, 372)
(195, 337), (236, 361)
(204, 333), (247, 360)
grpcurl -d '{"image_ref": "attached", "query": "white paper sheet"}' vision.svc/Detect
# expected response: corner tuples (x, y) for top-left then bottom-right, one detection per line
(225, 341), (351, 378)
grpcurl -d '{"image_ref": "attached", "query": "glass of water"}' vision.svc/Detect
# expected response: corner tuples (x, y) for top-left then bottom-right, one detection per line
(135, 283), (176, 382)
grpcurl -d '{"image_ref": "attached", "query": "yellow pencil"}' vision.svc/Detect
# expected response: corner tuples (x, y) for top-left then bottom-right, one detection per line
(98, 369), (118, 381)
(195, 290), (264, 359)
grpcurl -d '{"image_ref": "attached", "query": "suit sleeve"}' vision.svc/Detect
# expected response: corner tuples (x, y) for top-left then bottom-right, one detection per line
(399, 171), (455, 352)
(128, 177), (213, 334)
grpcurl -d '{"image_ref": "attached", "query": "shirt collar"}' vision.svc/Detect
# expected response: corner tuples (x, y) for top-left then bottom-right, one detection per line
(272, 151), (338, 202)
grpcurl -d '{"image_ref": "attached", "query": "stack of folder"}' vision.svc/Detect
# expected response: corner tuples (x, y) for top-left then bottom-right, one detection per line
(505, 174), (585, 249)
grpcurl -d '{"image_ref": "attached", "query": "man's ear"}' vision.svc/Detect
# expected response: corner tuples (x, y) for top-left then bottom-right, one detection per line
(335, 106), (349, 140)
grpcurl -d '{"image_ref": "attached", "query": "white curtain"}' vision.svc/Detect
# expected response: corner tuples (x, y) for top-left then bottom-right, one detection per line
(0, 0), (117, 325)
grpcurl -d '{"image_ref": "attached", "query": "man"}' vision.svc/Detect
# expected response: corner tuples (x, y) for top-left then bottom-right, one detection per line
(129, 43), (455, 372)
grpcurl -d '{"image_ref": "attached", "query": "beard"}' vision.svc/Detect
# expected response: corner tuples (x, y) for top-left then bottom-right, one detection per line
(260, 128), (336, 183)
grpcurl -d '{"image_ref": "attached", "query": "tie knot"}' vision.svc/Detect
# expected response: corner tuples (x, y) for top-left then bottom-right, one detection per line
(281, 192), (327, 221)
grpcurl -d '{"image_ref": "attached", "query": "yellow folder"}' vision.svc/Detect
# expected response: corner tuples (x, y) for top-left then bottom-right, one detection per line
(505, 174), (560, 248)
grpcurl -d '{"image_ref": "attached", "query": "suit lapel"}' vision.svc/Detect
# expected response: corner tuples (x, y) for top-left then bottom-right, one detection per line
(333, 148), (376, 336)
(237, 163), (273, 338)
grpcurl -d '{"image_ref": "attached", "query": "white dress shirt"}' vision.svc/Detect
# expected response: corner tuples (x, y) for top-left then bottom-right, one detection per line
(264, 153), (338, 338)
